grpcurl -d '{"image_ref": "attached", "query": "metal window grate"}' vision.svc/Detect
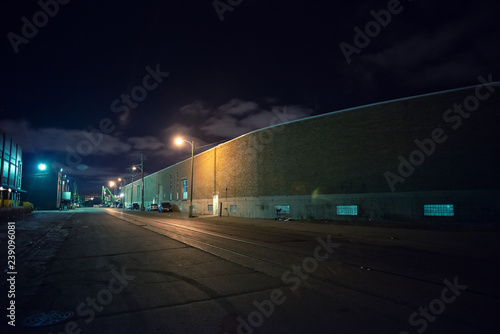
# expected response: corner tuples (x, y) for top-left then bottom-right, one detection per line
(337, 205), (358, 216)
(424, 204), (454, 216)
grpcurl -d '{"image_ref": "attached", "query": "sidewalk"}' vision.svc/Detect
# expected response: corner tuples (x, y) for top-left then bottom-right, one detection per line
(0, 206), (32, 223)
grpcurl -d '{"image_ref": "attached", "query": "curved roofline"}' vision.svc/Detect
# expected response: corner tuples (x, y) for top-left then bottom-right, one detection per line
(217, 80), (500, 149)
(134, 80), (499, 180)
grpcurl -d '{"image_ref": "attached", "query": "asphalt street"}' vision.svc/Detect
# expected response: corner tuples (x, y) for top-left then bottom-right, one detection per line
(1, 208), (499, 334)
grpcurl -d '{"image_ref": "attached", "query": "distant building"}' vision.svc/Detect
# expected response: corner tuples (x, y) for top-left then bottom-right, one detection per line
(124, 84), (500, 223)
(22, 167), (58, 210)
(84, 194), (100, 202)
(1, 132), (23, 207)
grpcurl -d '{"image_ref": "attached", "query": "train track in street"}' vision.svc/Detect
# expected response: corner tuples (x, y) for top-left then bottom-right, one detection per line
(106, 209), (499, 333)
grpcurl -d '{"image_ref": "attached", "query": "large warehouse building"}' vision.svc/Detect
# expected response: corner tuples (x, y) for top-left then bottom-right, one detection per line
(124, 80), (500, 222)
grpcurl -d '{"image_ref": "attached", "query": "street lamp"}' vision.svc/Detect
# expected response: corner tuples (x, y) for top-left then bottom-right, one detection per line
(118, 178), (125, 210)
(175, 137), (194, 218)
(37, 163), (47, 171)
(132, 153), (145, 211)
(57, 169), (63, 210)
(109, 181), (116, 207)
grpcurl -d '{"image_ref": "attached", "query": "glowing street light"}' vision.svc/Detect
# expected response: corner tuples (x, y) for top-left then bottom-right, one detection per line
(175, 137), (195, 218)
(37, 163), (47, 171)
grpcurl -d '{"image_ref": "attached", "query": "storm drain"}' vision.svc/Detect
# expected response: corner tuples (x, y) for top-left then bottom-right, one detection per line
(22, 310), (74, 327)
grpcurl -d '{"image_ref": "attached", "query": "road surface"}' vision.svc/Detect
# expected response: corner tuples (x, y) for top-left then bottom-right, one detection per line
(1, 208), (499, 333)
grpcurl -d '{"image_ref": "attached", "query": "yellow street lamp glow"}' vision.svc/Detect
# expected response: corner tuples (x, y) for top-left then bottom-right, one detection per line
(175, 137), (184, 146)
(109, 181), (115, 187)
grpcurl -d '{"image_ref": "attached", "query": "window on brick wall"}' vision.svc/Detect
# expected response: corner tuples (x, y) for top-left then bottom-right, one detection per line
(275, 205), (290, 214)
(337, 205), (358, 216)
(424, 204), (454, 216)
(182, 179), (188, 200)
(169, 174), (172, 200)
(230, 205), (237, 212)
(208, 204), (213, 212)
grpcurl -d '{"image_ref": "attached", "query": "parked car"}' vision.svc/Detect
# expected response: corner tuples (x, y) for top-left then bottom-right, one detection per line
(147, 203), (159, 211)
(127, 203), (140, 210)
(159, 202), (172, 212)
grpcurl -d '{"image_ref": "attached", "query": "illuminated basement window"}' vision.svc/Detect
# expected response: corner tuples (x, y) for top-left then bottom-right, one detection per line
(208, 204), (213, 212)
(337, 205), (358, 216)
(275, 205), (290, 214)
(424, 204), (454, 216)
(230, 205), (237, 212)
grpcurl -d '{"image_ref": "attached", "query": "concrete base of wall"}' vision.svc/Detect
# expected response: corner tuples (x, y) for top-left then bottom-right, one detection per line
(186, 189), (499, 223)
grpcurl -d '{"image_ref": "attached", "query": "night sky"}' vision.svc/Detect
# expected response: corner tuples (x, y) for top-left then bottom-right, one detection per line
(1, 0), (499, 193)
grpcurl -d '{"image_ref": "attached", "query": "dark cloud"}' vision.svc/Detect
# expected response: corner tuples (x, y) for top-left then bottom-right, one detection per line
(0, 120), (132, 156)
(127, 136), (165, 151)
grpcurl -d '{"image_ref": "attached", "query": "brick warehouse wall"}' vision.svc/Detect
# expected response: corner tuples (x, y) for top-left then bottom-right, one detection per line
(124, 84), (500, 222)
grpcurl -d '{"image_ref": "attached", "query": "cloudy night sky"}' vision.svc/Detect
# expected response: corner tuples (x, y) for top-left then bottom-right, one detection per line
(1, 0), (499, 193)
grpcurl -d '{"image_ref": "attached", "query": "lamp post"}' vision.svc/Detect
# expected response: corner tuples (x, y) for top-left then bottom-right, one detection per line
(132, 153), (145, 211)
(109, 181), (116, 207)
(175, 137), (194, 218)
(57, 168), (63, 210)
(118, 177), (124, 210)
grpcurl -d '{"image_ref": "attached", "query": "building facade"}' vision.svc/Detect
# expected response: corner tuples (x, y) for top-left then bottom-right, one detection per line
(1, 132), (23, 207)
(124, 83), (500, 223)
